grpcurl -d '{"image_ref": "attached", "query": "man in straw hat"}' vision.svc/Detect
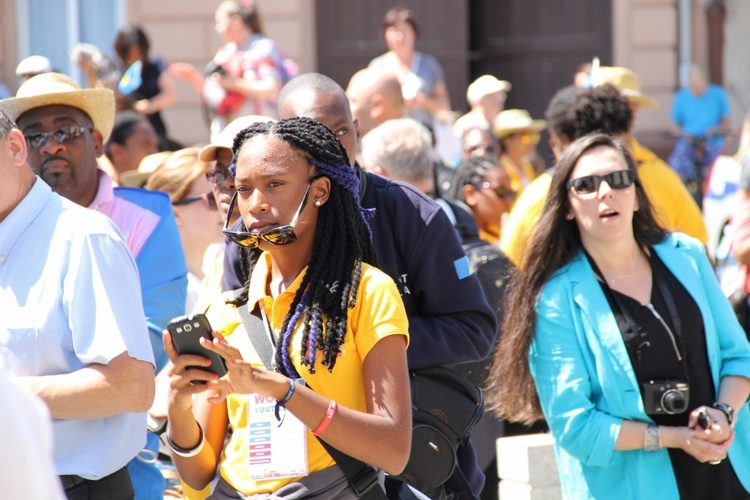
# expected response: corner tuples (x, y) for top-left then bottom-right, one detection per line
(591, 66), (707, 241)
(0, 72), (187, 498)
(0, 106), (155, 497)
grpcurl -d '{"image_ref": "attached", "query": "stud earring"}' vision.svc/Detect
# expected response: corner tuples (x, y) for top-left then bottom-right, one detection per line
(315, 200), (321, 207)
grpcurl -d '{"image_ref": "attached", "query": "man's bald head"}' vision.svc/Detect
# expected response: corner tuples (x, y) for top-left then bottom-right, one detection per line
(346, 68), (405, 137)
(277, 73), (359, 166)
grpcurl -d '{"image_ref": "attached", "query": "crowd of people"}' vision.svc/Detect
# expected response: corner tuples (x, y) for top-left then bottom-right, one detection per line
(1, 2), (750, 500)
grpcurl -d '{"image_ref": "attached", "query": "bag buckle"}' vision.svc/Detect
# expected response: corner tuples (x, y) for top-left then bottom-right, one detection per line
(351, 467), (380, 497)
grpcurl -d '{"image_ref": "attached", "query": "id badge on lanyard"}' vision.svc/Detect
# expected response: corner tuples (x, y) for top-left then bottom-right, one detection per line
(246, 304), (309, 480)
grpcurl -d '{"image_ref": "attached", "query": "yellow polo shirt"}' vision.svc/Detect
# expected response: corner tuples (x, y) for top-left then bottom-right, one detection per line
(206, 252), (409, 495)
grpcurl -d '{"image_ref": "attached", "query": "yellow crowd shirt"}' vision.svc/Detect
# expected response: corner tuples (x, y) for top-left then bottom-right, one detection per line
(499, 140), (708, 268)
(205, 252), (409, 495)
(500, 154), (537, 193)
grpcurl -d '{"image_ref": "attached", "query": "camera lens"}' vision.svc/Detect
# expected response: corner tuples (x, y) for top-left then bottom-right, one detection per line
(183, 324), (192, 332)
(661, 389), (687, 414)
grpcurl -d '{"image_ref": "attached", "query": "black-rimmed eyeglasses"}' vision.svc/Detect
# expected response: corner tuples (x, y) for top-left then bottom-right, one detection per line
(205, 167), (232, 186)
(475, 182), (517, 201)
(24, 125), (91, 150)
(223, 182), (312, 248)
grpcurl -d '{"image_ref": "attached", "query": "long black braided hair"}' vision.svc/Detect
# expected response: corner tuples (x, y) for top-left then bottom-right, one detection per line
(228, 117), (378, 377)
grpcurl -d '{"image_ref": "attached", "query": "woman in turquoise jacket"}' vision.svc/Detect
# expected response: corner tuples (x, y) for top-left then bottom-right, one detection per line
(489, 133), (750, 499)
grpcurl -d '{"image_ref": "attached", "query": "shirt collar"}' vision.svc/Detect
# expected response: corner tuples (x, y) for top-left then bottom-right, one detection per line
(0, 177), (52, 264)
(88, 170), (114, 210)
(246, 251), (309, 309)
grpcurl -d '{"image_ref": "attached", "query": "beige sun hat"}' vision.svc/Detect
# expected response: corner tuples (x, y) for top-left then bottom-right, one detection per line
(493, 109), (546, 139)
(199, 115), (274, 162)
(0, 72), (115, 141)
(119, 151), (173, 188)
(467, 75), (512, 106)
(590, 66), (659, 109)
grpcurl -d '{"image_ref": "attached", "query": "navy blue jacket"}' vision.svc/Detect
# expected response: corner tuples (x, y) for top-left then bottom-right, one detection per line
(222, 168), (498, 497)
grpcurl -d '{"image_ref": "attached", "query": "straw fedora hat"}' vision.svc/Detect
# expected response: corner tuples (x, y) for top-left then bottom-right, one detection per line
(591, 66), (659, 109)
(0, 72), (115, 141)
(493, 109), (546, 139)
(119, 151), (172, 188)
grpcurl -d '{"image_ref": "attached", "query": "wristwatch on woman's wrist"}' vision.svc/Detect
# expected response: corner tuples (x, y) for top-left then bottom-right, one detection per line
(712, 402), (736, 429)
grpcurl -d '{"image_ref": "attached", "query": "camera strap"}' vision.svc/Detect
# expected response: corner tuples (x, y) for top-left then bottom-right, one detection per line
(584, 249), (689, 380)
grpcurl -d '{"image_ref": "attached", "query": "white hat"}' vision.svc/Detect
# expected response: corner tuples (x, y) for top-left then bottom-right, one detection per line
(493, 109), (546, 139)
(15, 55), (52, 77)
(199, 115), (274, 162)
(467, 75), (512, 106)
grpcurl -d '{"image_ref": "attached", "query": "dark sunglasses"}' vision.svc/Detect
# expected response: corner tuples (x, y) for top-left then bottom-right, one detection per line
(475, 182), (517, 200)
(173, 192), (218, 211)
(205, 167), (232, 186)
(567, 169), (636, 195)
(223, 182), (312, 248)
(24, 125), (91, 150)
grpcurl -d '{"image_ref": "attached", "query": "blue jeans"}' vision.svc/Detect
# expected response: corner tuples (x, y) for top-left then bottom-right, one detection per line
(668, 136), (724, 183)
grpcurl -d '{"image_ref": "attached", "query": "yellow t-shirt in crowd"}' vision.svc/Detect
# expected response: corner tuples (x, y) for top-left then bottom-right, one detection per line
(205, 252), (409, 496)
(500, 154), (537, 194)
(499, 139), (708, 268)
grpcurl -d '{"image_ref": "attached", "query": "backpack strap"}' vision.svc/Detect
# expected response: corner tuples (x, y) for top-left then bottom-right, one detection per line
(231, 289), (388, 499)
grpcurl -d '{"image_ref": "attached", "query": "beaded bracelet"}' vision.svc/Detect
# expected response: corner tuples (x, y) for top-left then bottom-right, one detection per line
(165, 423), (205, 458)
(275, 378), (296, 421)
(312, 400), (338, 436)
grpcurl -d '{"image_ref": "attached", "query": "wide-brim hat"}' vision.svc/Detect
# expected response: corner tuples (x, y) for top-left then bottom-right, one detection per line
(199, 115), (274, 162)
(493, 109), (546, 139)
(591, 66), (659, 109)
(467, 75), (512, 106)
(0, 72), (115, 142)
(119, 151), (172, 188)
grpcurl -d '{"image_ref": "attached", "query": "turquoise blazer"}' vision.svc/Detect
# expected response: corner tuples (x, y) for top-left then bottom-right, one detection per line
(529, 233), (750, 499)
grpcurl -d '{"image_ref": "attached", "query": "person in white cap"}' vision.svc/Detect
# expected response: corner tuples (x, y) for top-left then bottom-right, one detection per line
(15, 55), (53, 82)
(453, 74), (511, 140)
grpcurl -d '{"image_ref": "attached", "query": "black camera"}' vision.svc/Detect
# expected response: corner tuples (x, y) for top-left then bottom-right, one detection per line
(205, 61), (227, 76)
(642, 380), (690, 415)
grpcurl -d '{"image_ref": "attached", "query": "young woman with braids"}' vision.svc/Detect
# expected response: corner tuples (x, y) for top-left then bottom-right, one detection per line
(488, 133), (750, 499)
(162, 116), (411, 498)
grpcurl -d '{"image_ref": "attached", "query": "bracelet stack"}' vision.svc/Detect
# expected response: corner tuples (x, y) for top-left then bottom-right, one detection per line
(165, 423), (205, 458)
(275, 378), (297, 421)
(644, 424), (662, 452)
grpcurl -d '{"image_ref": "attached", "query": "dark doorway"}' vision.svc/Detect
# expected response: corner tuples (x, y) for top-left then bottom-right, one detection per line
(469, 0), (612, 163)
(315, 0), (470, 109)
(314, 0), (612, 163)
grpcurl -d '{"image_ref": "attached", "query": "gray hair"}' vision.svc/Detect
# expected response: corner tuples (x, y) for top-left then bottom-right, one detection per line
(0, 109), (16, 141)
(360, 118), (436, 186)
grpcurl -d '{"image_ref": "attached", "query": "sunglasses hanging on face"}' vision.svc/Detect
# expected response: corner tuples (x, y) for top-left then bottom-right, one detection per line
(567, 169), (637, 195)
(223, 182), (312, 248)
(205, 166), (232, 186)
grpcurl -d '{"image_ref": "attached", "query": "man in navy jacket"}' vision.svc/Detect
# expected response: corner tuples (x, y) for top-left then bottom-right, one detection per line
(222, 73), (497, 498)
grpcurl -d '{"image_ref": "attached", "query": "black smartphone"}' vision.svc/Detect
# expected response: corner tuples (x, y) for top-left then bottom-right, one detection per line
(697, 408), (715, 430)
(167, 314), (228, 382)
